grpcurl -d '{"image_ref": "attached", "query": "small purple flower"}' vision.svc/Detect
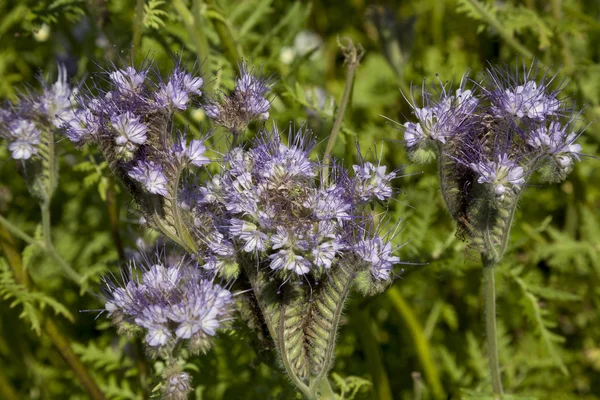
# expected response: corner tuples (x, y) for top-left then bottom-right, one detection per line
(175, 138), (210, 167)
(40, 64), (76, 128)
(128, 160), (169, 197)
(109, 66), (147, 93)
(469, 154), (525, 198)
(156, 68), (203, 110)
(353, 162), (395, 201)
(527, 121), (582, 168)
(111, 112), (148, 148)
(101, 251), (234, 349)
(269, 249), (311, 275)
(357, 237), (399, 280)
(6, 120), (41, 160)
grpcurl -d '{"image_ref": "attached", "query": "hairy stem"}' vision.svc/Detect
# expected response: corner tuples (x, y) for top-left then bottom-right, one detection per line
(483, 256), (503, 397)
(0, 225), (107, 400)
(172, 0), (211, 78)
(0, 215), (37, 246)
(317, 377), (336, 400)
(204, 0), (243, 71)
(131, 0), (145, 50)
(322, 38), (364, 183)
(353, 307), (393, 400)
(387, 287), (445, 400)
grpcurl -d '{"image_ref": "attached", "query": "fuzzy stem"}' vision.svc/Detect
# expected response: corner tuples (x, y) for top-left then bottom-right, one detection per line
(322, 38), (364, 183)
(131, 0), (145, 50)
(0, 215), (37, 246)
(1, 210), (81, 285)
(317, 377), (336, 400)
(483, 256), (503, 398)
(172, 0), (211, 78)
(353, 308), (393, 400)
(204, 0), (243, 71)
(0, 224), (106, 400)
(279, 300), (312, 399)
(387, 287), (445, 400)
(106, 180), (126, 261)
(464, 0), (534, 59)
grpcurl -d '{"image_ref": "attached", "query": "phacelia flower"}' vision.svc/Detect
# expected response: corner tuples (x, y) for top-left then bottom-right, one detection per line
(128, 160), (169, 197)
(189, 127), (401, 285)
(101, 250), (234, 352)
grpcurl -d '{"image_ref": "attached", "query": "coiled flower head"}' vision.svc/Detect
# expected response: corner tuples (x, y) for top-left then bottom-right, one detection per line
(393, 60), (587, 261)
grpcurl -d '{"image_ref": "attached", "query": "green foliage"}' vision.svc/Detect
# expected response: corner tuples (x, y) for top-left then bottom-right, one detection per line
(0, 258), (73, 335)
(1, 0), (600, 399)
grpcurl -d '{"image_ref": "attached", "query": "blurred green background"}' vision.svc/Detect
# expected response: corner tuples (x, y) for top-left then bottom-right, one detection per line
(1, 0), (599, 399)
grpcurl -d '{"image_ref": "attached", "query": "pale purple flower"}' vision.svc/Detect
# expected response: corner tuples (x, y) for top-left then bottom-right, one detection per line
(111, 112), (148, 147)
(6, 120), (40, 160)
(357, 237), (399, 280)
(128, 160), (169, 197)
(109, 66), (147, 93)
(469, 154), (525, 197)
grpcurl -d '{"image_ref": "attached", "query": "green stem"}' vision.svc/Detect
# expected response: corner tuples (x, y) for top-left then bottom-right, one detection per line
(322, 38), (363, 183)
(172, 0), (211, 78)
(192, 0), (211, 77)
(204, 0), (243, 71)
(132, 0), (145, 50)
(464, 0), (534, 59)
(0, 215), (37, 246)
(387, 287), (445, 400)
(353, 308), (393, 400)
(317, 377), (336, 400)
(483, 257), (503, 397)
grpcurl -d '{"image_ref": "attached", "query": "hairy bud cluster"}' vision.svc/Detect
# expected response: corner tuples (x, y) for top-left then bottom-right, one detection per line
(396, 60), (586, 260)
(204, 63), (273, 134)
(101, 249), (234, 355)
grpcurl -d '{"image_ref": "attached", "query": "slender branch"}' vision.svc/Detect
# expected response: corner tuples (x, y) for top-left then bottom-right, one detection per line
(317, 377), (336, 400)
(106, 180), (126, 261)
(322, 38), (364, 183)
(132, 0), (145, 50)
(464, 0), (534, 59)
(172, 0), (211, 78)
(353, 308), (393, 400)
(483, 256), (503, 397)
(0, 215), (37, 246)
(387, 287), (445, 400)
(0, 225), (107, 400)
(204, 0), (243, 71)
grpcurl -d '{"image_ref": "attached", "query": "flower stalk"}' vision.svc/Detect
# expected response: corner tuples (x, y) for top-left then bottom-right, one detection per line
(483, 256), (503, 397)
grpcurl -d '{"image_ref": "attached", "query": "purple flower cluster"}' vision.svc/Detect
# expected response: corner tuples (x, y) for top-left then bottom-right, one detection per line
(0, 65), (77, 160)
(203, 63), (273, 133)
(399, 61), (585, 196)
(102, 251), (233, 350)
(186, 128), (400, 282)
(65, 62), (203, 149)
(61, 62), (209, 201)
